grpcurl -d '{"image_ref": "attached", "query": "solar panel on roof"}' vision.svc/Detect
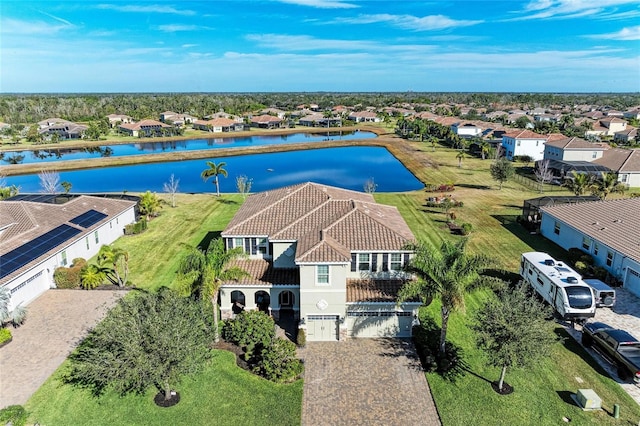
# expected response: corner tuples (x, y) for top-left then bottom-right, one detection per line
(69, 209), (107, 228)
(0, 224), (82, 279)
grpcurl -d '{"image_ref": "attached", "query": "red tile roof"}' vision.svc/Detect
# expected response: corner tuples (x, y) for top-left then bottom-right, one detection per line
(503, 130), (546, 139)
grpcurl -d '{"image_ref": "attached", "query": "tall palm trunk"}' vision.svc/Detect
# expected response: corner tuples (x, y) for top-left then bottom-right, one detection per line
(215, 176), (220, 196)
(440, 305), (450, 355)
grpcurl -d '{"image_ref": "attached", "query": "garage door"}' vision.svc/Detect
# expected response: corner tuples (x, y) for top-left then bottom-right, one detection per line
(306, 315), (338, 341)
(8, 270), (47, 310)
(625, 268), (640, 298)
(347, 311), (413, 338)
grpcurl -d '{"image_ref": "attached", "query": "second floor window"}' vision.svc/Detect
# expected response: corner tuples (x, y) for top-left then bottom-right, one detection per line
(358, 253), (370, 271)
(317, 265), (329, 284)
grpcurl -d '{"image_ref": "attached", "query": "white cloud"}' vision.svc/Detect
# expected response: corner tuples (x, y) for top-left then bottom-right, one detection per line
(0, 18), (73, 35)
(96, 4), (196, 16)
(510, 0), (638, 21)
(182, 44), (199, 48)
(334, 14), (482, 31)
(588, 25), (640, 40)
(157, 24), (212, 32)
(246, 34), (380, 51)
(273, 0), (359, 9)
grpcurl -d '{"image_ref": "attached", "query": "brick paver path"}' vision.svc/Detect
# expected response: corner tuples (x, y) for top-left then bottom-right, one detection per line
(0, 289), (124, 408)
(301, 338), (441, 426)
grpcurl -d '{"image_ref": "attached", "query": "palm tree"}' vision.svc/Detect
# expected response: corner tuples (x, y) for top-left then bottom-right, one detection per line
(592, 171), (625, 200)
(177, 238), (249, 342)
(562, 171), (593, 196)
(456, 150), (465, 168)
(201, 161), (228, 196)
(398, 239), (491, 355)
(80, 264), (107, 290)
(97, 245), (129, 287)
(480, 141), (491, 160)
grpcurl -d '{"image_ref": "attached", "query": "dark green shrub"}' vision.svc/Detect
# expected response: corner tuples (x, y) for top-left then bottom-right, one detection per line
(124, 217), (148, 235)
(254, 337), (303, 383)
(222, 310), (275, 361)
(461, 223), (473, 235)
(296, 328), (306, 347)
(0, 328), (12, 344)
(579, 254), (594, 266)
(593, 266), (608, 281)
(567, 248), (587, 264)
(0, 405), (28, 426)
(54, 258), (88, 289)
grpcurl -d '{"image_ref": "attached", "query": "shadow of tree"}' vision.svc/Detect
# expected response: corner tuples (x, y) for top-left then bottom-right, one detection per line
(376, 338), (424, 372)
(491, 214), (568, 259)
(456, 183), (491, 190)
(197, 231), (222, 251)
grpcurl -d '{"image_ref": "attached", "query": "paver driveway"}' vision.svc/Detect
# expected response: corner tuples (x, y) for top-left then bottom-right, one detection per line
(301, 338), (441, 426)
(0, 289), (124, 408)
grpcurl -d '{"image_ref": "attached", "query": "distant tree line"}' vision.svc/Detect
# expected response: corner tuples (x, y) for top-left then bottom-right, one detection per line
(1, 92), (639, 124)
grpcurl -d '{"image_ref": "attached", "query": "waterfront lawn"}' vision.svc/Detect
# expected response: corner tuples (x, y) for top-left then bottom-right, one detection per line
(25, 350), (302, 426)
(112, 193), (243, 291)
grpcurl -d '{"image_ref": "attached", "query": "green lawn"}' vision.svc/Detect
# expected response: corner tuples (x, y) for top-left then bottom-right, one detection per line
(25, 351), (302, 426)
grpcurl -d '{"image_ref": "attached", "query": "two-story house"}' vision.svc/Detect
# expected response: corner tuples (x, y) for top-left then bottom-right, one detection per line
(219, 182), (420, 341)
(501, 130), (548, 161)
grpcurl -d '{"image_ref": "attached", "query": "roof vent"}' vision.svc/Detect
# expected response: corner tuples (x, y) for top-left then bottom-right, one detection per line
(567, 276), (578, 283)
(544, 259), (555, 266)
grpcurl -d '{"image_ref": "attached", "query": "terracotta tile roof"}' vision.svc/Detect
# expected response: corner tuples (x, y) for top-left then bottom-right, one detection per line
(503, 130), (546, 139)
(251, 114), (282, 124)
(541, 198), (640, 264)
(346, 279), (418, 303)
(593, 149), (640, 172)
(226, 259), (299, 286)
(120, 119), (170, 131)
(545, 136), (608, 150)
(223, 182), (415, 263)
(0, 196), (136, 283)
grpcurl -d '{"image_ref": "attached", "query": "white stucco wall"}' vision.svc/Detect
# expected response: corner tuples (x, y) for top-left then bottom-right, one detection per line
(503, 137), (546, 161)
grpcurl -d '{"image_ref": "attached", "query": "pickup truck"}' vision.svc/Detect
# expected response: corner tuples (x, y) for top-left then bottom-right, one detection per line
(582, 322), (640, 385)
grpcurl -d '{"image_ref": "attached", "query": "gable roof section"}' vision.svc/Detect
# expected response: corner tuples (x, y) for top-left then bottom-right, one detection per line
(503, 130), (546, 139)
(593, 149), (640, 172)
(223, 182), (414, 262)
(545, 136), (608, 150)
(541, 198), (640, 264)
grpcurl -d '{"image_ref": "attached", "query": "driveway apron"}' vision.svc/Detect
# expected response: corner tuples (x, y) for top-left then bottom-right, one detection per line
(301, 338), (441, 426)
(0, 289), (124, 408)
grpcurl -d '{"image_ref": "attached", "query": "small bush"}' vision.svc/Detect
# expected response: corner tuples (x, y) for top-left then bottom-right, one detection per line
(567, 247), (587, 264)
(72, 258), (88, 269)
(54, 258), (88, 289)
(573, 261), (589, 274)
(460, 223), (473, 235)
(222, 310), (275, 361)
(0, 405), (28, 426)
(9, 304), (27, 327)
(0, 328), (12, 344)
(124, 217), (148, 235)
(579, 253), (594, 266)
(254, 337), (303, 383)
(296, 328), (306, 347)
(593, 266), (608, 281)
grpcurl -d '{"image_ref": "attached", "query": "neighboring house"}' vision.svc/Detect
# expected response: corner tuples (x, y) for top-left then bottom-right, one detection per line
(585, 118), (627, 138)
(260, 108), (287, 119)
(106, 114), (134, 128)
(543, 137), (608, 162)
(451, 122), (482, 138)
(193, 118), (245, 133)
(593, 148), (640, 187)
(298, 114), (342, 127)
(250, 114), (284, 129)
(623, 109), (640, 121)
(37, 118), (87, 140)
(0, 195), (137, 311)
(539, 198), (640, 298)
(614, 128), (638, 144)
(159, 112), (197, 126)
(219, 182), (420, 341)
(348, 111), (381, 123)
(118, 119), (171, 137)
(501, 130), (547, 161)
(534, 113), (560, 122)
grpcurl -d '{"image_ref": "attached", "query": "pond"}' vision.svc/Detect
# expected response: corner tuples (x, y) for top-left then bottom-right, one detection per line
(3, 146), (423, 193)
(0, 131), (376, 165)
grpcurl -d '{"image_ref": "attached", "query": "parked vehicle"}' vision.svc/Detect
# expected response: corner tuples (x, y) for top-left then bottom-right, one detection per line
(582, 322), (640, 385)
(520, 252), (596, 322)
(584, 278), (616, 308)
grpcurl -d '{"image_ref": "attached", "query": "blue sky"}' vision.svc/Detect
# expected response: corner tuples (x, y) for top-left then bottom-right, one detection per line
(1, 0), (639, 93)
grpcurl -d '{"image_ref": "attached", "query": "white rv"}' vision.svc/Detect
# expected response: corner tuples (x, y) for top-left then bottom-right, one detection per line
(520, 252), (596, 322)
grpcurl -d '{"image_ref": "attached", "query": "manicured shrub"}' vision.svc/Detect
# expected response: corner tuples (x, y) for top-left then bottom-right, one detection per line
(9, 304), (27, 327)
(124, 217), (148, 235)
(53, 258), (88, 289)
(254, 337), (303, 383)
(0, 328), (12, 344)
(222, 310), (275, 361)
(461, 223), (473, 235)
(296, 328), (306, 347)
(0, 405), (28, 426)
(573, 261), (589, 275)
